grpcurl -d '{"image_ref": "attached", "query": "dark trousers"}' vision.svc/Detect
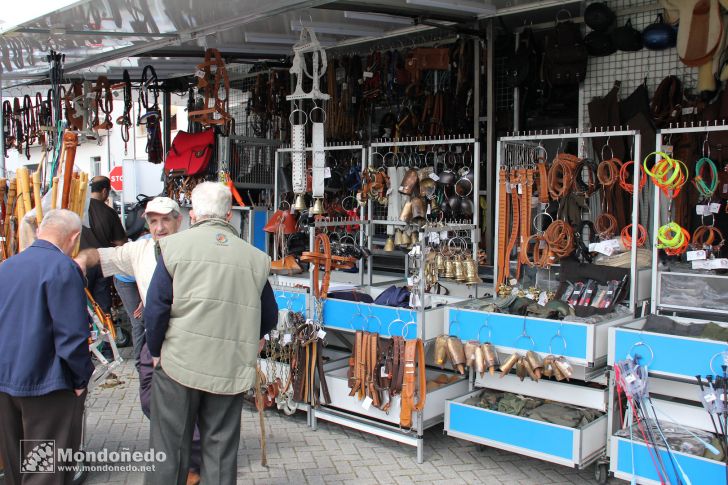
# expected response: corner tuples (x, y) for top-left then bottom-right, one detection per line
(113, 278), (145, 363)
(86, 264), (112, 314)
(0, 390), (86, 485)
(138, 345), (201, 472)
(145, 366), (243, 485)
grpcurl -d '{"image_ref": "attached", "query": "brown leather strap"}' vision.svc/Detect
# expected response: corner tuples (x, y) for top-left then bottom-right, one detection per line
(316, 340), (331, 406)
(391, 336), (405, 396)
(496, 168), (509, 287)
(348, 330), (362, 396)
(537, 161), (549, 204)
(400, 339), (426, 429)
(548, 154), (578, 200)
(504, 169), (520, 284)
(543, 220), (574, 261)
(367, 333), (381, 408)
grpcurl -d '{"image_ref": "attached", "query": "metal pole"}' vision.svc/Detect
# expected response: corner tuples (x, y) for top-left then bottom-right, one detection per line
(629, 133), (641, 314)
(485, 19), (495, 266)
(651, 133), (663, 314)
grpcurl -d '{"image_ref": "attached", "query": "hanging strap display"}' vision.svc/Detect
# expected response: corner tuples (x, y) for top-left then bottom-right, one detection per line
(693, 157), (718, 200)
(399, 338), (426, 429)
(139, 65), (163, 164)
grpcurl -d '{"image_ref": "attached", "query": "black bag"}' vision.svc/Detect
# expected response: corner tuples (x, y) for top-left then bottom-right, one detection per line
(543, 21), (588, 86)
(124, 194), (156, 240)
(505, 29), (538, 88)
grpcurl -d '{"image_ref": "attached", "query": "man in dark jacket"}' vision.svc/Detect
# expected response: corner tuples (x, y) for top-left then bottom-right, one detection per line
(0, 209), (95, 485)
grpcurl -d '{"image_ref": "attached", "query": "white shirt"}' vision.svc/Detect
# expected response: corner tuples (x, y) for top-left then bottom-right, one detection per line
(98, 238), (157, 305)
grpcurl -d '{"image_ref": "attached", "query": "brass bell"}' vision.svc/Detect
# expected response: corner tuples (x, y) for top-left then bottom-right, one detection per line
(399, 230), (411, 248)
(444, 259), (455, 279)
(454, 257), (466, 282)
(394, 229), (404, 247)
(310, 198), (325, 215)
(293, 194), (307, 212)
(399, 201), (413, 222)
(464, 258), (483, 285)
(410, 197), (426, 225)
(383, 237), (395, 252)
(411, 231), (419, 245)
(436, 253), (446, 274)
(500, 353), (520, 377)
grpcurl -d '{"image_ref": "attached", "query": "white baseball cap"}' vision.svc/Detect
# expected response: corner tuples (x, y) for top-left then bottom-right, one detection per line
(144, 197), (180, 216)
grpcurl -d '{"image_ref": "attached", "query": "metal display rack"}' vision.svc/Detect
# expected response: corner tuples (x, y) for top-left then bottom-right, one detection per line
(443, 129), (648, 481)
(606, 123), (728, 485)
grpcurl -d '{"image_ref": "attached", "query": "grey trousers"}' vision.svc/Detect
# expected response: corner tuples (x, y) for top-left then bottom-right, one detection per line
(113, 278), (145, 363)
(145, 365), (243, 485)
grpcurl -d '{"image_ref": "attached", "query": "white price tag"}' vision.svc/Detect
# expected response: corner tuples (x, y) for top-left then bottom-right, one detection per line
(283, 334), (292, 344)
(407, 276), (415, 286)
(709, 259), (728, 269)
(195, 69), (205, 78)
(429, 172), (440, 182)
(710, 203), (722, 213)
(692, 260), (711, 270)
(605, 239), (622, 250)
(381, 367), (389, 378)
(317, 329), (327, 339)
(509, 278), (518, 286)
(687, 250), (707, 261)
(440, 231), (448, 241)
(363, 71), (373, 79)
(270, 330), (279, 339)
(537, 291), (548, 306)
(341, 82), (348, 90)
(624, 373), (636, 384)
(696, 205), (711, 216)
(705, 393), (717, 403)
(517, 184), (523, 195)
(505, 182), (512, 194)
(362, 396), (373, 410)
(324, 167), (332, 179)
(264, 334), (270, 341)
(589, 242), (599, 252)
(590, 242), (614, 256)
(429, 232), (440, 243)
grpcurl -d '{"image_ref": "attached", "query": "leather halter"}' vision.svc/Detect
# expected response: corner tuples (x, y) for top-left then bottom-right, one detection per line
(188, 48), (232, 132)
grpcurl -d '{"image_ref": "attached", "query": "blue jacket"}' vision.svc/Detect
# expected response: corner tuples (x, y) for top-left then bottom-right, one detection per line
(0, 240), (94, 396)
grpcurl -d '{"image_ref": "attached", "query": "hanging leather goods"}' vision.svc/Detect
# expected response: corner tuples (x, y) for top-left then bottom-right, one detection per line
(164, 129), (215, 176)
(60, 131), (78, 209)
(399, 338), (426, 429)
(139, 65), (163, 163)
(188, 48), (232, 128)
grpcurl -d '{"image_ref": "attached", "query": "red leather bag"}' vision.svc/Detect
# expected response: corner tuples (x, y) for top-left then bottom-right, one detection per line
(164, 129), (215, 175)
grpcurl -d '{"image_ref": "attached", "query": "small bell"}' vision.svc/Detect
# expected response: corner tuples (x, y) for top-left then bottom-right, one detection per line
(444, 259), (455, 279)
(293, 194), (307, 211)
(500, 353), (520, 377)
(454, 257), (466, 282)
(383, 237), (395, 252)
(310, 198), (325, 215)
(394, 229), (404, 247)
(411, 231), (419, 245)
(399, 201), (413, 222)
(436, 253), (446, 274)
(399, 230), (411, 248)
(464, 258), (483, 285)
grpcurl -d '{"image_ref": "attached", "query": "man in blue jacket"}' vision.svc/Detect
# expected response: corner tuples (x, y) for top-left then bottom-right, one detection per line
(0, 209), (95, 485)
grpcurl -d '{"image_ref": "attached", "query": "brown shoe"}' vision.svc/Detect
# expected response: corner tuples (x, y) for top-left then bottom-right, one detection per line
(186, 470), (201, 485)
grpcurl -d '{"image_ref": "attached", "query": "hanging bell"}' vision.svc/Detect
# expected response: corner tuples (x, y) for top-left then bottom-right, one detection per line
(435, 335), (449, 367)
(394, 229), (404, 247)
(411, 231), (419, 245)
(399, 230), (411, 248)
(293, 194), (307, 212)
(399, 200), (413, 222)
(310, 198), (325, 215)
(500, 353), (520, 377)
(454, 257), (466, 282)
(383, 237), (395, 252)
(482, 343), (498, 376)
(464, 258), (483, 285)
(444, 259), (455, 279)
(436, 253), (446, 274)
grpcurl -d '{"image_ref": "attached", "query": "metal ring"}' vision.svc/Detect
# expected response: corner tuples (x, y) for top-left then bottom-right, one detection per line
(388, 317), (405, 337)
(533, 212), (554, 233)
(514, 334), (536, 350)
(709, 350), (728, 376)
(288, 108), (308, 126)
(401, 321), (414, 338)
(601, 144), (614, 162)
(367, 314), (383, 333)
(627, 341), (655, 368)
(549, 334), (567, 355)
(478, 322), (492, 343)
(309, 105), (326, 124)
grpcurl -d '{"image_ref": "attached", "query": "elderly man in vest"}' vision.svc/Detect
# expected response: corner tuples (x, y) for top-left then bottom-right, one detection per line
(144, 182), (273, 485)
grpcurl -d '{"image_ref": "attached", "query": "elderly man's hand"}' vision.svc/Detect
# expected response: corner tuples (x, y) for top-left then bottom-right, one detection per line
(73, 255), (87, 275)
(152, 357), (160, 368)
(133, 301), (143, 319)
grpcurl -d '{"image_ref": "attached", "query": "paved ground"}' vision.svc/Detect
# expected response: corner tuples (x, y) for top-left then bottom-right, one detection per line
(67, 348), (619, 484)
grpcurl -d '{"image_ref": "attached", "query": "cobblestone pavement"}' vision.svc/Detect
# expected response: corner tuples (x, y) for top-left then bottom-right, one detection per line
(74, 348), (619, 485)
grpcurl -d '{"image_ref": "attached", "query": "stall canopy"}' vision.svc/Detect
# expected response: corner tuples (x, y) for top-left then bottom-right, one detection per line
(0, 0), (577, 87)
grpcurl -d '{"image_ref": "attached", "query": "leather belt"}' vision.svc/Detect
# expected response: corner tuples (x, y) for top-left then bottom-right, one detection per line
(537, 161), (549, 204)
(575, 158), (597, 196)
(547, 154), (578, 200)
(575, 220), (596, 263)
(516, 168), (534, 280)
(503, 169), (520, 284)
(400, 338), (426, 429)
(496, 167), (509, 287)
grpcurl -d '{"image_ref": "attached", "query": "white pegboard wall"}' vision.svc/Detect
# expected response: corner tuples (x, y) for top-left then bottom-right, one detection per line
(580, 0), (698, 130)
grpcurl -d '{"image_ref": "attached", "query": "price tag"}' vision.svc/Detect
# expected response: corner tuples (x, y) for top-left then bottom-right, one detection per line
(362, 396), (373, 410)
(352, 96), (357, 104)
(687, 250), (707, 261)
(264, 334), (270, 341)
(429, 232), (440, 243)
(440, 231), (448, 240)
(317, 329), (327, 339)
(270, 330), (279, 339)
(324, 167), (332, 179)
(381, 367), (389, 378)
(363, 71), (373, 79)
(710, 202), (722, 213)
(341, 82), (348, 90)
(509, 278), (518, 286)
(696, 205), (711, 216)
(604, 239), (622, 250)
(624, 373), (636, 384)
(517, 184), (523, 195)
(663, 145), (673, 155)
(537, 292), (548, 306)
(590, 242), (614, 256)
(705, 393), (717, 403)
(429, 172), (440, 182)
(283, 334), (292, 344)
(709, 259), (728, 269)
(195, 69), (205, 78)
(505, 182), (512, 194)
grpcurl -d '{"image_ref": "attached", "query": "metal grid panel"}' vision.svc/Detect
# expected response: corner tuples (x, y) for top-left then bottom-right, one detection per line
(230, 138), (280, 188)
(580, 0), (698, 130)
(495, 55), (514, 113)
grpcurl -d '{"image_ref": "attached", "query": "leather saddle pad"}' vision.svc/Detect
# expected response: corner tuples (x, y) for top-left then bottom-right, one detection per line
(673, 0), (724, 66)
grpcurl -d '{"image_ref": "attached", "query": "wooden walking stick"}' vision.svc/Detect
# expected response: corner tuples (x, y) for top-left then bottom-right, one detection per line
(16, 167), (32, 217)
(50, 177), (59, 210)
(32, 171), (43, 226)
(61, 131), (78, 209)
(255, 365), (268, 467)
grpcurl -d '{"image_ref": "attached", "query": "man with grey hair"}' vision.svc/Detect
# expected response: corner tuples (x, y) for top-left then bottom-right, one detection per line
(0, 209), (95, 485)
(144, 182), (276, 485)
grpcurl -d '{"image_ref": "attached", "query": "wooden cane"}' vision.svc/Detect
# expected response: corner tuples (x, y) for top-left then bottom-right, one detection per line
(32, 171), (43, 226)
(61, 131), (78, 209)
(5, 179), (16, 244)
(50, 177), (59, 210)
(16, 167), (32, 216)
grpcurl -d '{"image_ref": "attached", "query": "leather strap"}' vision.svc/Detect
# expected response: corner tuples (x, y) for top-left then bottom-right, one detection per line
(391, 336), (405, 396)
(537, 161), (549, 204)
(548, 154), (578, 200)
(348, 330), (363, 397)
(367, 333), (381, 408)
(400, 339), (426, 429)
(504, 169), (520, 284)
(496, 168), (509, 287)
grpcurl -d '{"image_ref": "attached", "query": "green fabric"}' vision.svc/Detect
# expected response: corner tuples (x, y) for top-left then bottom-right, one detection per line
(700, 322), (728, 342)
(159, 218), (271, 395)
